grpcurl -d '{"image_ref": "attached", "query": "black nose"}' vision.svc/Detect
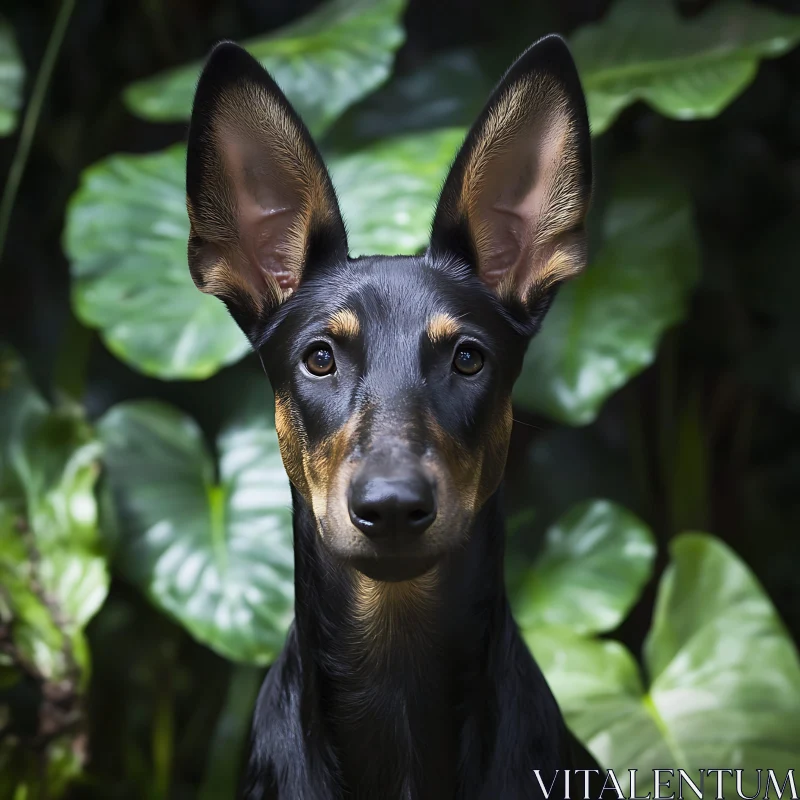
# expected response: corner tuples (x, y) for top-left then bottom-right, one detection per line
(349, 467), (436, 540)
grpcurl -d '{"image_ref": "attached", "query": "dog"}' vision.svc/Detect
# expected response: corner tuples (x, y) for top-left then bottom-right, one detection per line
(186, 33), (593, 800)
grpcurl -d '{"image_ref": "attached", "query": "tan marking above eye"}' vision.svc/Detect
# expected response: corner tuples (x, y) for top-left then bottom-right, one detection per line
(426, 312), (461, 345)
(327, 308), (361, 339)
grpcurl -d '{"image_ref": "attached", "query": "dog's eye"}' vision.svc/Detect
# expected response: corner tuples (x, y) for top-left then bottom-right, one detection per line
(453, 347), (483, 376)
(306, 347), (335, 376)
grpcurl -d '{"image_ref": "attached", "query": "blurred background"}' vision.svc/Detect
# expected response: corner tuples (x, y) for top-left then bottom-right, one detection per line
(1, 0), (799, 797)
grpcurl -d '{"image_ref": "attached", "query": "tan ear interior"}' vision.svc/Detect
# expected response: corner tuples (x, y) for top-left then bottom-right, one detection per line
(457, 74), (589, 303)
(188, 81), (339, 317)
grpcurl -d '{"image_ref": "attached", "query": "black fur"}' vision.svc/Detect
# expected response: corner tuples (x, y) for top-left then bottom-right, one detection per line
(185, 35), (598, 800)
(238, 253), (600, 799)
(240, 490), (575, 800)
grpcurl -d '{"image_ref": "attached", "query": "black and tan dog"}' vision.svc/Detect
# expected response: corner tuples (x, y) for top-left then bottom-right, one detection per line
(186, 33), (593, 800)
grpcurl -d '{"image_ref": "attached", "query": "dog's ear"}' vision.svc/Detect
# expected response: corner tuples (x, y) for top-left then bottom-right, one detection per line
(186, 42), (347, 337)
(430, 35), (591, 315)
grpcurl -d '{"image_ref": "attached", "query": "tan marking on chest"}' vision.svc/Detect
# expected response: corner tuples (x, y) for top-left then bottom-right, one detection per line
(351, 569), (439, 655)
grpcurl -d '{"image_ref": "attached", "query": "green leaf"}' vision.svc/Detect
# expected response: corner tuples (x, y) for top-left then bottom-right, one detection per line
(525, 627), (666, 784)
(65, 145), (250, 380)
(514, 158), (699, 425)
(66, 128), (463, 379)
(0, 345), (107, 684)
(124, 0), (406, 135)
(645, 533), (800, 690)
(329, 49), (491, 145)
(573, 0), (800, 134)
(513, 500), (655, 635)
(98, 394), (294, 664)
(526, 534), (800, 794)
(330, 128), (465, 256)
(0, 19), (24, 136)
(0, 736), (83, 800)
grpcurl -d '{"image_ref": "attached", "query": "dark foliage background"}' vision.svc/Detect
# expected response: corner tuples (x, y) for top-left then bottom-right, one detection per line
(1, 0), (799, 797)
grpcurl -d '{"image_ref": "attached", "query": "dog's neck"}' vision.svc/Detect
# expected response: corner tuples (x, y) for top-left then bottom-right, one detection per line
(290, 487), (511, 799)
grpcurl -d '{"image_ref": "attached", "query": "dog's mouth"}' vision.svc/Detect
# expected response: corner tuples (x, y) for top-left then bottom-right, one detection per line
(314, 472), (469, 582)
(350, 553), (439, 582)
(317, 508), (453, 582)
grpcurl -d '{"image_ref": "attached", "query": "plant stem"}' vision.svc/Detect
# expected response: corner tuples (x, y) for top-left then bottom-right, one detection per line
(152, 651), (175, 800)
(625, 381), (654, 515)
(198, 666), (264, 800)
(0, 0), (76, 263)
(657, 331), (677, 535)
(53, 312), (92, 403)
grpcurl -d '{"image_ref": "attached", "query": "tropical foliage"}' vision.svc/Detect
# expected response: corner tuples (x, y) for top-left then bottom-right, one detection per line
(2, 0), (799, 796)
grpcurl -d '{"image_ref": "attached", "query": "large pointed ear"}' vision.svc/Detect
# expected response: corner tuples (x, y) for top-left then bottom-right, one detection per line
(186, 42), (347, 337)
(430, 35), (591, 315)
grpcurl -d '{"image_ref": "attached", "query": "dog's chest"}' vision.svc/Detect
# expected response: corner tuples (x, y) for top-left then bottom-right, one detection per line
(323, 590), (460, 799)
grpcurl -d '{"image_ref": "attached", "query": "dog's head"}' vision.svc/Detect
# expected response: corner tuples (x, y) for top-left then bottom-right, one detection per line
(186, 37), (591, 582)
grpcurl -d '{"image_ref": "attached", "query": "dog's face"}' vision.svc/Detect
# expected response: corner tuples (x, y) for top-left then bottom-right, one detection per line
(260, 256), (525, 581)
(186, 38), (591, 581)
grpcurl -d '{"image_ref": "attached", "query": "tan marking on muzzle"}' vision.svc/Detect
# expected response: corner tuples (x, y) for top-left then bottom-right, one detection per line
(274, 392), (310, 497)
(274, 393), (364, 521)
(425, 398), (513, 515)
(305, 413), (362, 521)
(426, 413), (483, 514)
(475, 398), (513, 505)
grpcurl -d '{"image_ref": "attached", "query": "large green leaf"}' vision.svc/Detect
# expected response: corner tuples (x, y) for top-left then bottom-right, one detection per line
(0, 19), (23, 136)
(66, 129), (462, 379)
(331, 128), (464, 256)
(329, 49), (491, 145)
(124, 0), (406, 135)
(65, 145), (250, 380)
(514, 158), (699, 425)
(0, 346), (107, 685)
(98, 393), (294, 664)
(573, 0), (800, 134)
(513, 500), (655, 635)
(526, 534), (800, 794)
